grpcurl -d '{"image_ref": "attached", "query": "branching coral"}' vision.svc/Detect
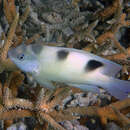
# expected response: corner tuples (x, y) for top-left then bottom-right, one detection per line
(0, 75), (129, 129)
(96, 0), (121, 21)
(0, 13), (19, 72)
(0, 0), (130, 129)
(0, 74), (70, 129)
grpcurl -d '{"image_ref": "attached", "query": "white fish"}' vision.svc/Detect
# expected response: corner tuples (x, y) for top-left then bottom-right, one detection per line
(8, 43), (130, 100)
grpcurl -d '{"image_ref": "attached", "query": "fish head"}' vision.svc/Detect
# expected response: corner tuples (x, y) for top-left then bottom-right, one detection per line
(8, 43), (39, 73)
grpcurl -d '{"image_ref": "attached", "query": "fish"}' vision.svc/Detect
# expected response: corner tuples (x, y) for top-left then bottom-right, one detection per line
(8, 43), (130, 100)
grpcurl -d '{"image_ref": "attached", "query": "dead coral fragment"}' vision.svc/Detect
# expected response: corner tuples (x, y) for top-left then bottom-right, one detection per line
(3, 0), (16, 24)
(96, 0), (120, 21)
(0, 75), (130, 129)
(96, 13), (130, 56)
(0, 13), (19, 73)
(62, 98), (130, 127)
(0, 13), (19, 61)
(0, 0), (130, 129)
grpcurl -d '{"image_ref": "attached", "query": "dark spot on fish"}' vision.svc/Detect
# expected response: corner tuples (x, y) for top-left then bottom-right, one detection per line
(127, 57), (130, 60)
(57, 50), (69, 60)
(85, 60), (103, 71)
(31, 44), (43, 54)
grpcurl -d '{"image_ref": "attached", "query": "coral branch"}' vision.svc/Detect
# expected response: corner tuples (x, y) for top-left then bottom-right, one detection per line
(25, 34), (40, 45)
(0, 109), (33, 120)
(8, 0), (16, 19)
(0, 0), (129, 129)
(0, 13), (19, 61)
(48, 87), (70, 109)
(8, 71), (24, 97)
(96, 13), (129, 45)
(111, 37), (127, 55)
(111, 105), (130, 127)
(39, 112), (66, 130)
(20, 5), (30, 24)
(63, 98), (130, 126)
(3, 0), (13, 24)
(49, 110), (80, 122)
(0, 82), (3, 101)
(104, 47), (130, 61)
(3, 87), (34, 109)
(97, 0), (120, 21)
(0, 59), (18, 73)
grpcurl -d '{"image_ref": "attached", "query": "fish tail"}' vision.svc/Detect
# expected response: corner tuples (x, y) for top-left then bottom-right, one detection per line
(97, 74), (130, 100)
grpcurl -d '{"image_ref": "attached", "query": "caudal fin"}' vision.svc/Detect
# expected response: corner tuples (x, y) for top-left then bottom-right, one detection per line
(98, 75), (130, 100)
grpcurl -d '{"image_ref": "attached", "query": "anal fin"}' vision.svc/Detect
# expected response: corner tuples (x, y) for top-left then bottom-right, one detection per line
(67, 83), (100, 94)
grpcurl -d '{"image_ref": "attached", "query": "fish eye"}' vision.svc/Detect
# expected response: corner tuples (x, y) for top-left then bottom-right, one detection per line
(17, 54), (25, 61)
